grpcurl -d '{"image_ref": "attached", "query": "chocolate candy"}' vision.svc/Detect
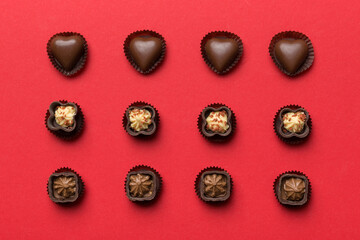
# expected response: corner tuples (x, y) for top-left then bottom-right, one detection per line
(198, 103), (235, 142)
(47, 32), (88, 76)
(274, 171), (310, 207)
(195, 167), (232, 203)
(45, 100), (85, 140)
(273, 105), (311, 144)
(47, 168), (84, 204)
(122, 101), (159, 137)
(269, 31), (314, 76)
(201, 31), (243, 74)
(124, 30), (166, 74)
(125, 165), (161, 202)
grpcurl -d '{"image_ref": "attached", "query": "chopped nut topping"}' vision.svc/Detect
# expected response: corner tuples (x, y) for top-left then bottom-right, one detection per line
(206, 110), (229, 133)
(129, 108), (152, 131)
(55, 105), (76, 128)
(282, 111), (306, 133)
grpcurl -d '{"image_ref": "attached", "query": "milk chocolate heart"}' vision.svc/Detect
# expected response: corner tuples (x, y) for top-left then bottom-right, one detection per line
(275, 39), (308, 74)
(124, 30), (166, 74)
(201, 31), (243, 75)
(47, 32), (88, 76)
(269, 31), (314, 76)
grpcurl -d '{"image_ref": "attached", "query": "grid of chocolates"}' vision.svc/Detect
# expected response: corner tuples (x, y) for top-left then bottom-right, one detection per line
(46, 30), (314, 206)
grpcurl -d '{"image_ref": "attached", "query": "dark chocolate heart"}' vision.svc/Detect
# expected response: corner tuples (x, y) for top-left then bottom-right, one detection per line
(50, 35), (85, 71)
(274, 39), (308, 74)
(129, 36), (162, 72)
(204, 38), (239, 72)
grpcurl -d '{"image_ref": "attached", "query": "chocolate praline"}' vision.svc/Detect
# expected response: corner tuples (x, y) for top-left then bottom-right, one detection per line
(45, 101), (84, 140)
(124, 30), (166, 74)
(198, 104), (235, 141)
(201, 31), (243, 74)
(269, 31), (314, 76)
(125, 166), (161, 202)
(274, 171), (310, 207)
(273, 105), (311, 144)
(195, 167), (232, 202)
(47, 32), (88, 76)
(47, 168), (84, 204)
(122, 102), (158, 137)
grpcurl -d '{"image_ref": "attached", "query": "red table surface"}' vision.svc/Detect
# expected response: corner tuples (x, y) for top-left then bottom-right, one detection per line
(0, 0), (360, 239)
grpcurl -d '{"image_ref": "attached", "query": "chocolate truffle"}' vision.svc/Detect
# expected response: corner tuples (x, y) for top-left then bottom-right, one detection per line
(201, 31), (243, 74)
(125, 166), (161, 202)
(47, 168), (84, 204)
(195, 167), (232, 202)
(124, 30), (166, 74)
(123, 102), (158, 137)
(198, 104), (235, 141)
(274, 105), (311, 144)
(274, 171), (310, 206)
(45, 100), (84, 140)
(47, 32), (88, 76)
(269, 31), (314, 76)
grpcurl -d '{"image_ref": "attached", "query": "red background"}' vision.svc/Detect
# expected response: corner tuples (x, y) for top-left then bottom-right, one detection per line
(0, 0), (359, 239)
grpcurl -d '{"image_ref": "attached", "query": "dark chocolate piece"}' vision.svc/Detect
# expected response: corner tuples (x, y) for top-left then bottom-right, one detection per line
(269, 31), (314, 76)
(275, 39), (308, 74)
(45, 101), (84, 140)
(124, 30), (166, 74)
(201, 31), (243, 74)
(125, 168), (161, 202)
(122, 102), (158, 137)
(274, 172), (310, 206)
(47, 32), (88, 76)
(48, 170), (83, 204)
(196, 169), (232, 202)
(198, 104), (234, 141)
(273, 105), (311, 144)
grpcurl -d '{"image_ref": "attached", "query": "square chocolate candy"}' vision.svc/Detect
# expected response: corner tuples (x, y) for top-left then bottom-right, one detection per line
(200, 170), (231, 202)
(125, 170), (160, 202)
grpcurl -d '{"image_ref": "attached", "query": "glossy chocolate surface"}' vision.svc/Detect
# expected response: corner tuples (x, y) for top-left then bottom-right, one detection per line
(274, 39), (308, 74)
(47, 33), (87, 76)
(124, 31), (166, 74)
(205, 38), (239, 72)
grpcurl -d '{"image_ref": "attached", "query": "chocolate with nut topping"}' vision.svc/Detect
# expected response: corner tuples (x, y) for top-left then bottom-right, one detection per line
(274, 105), (311, 144)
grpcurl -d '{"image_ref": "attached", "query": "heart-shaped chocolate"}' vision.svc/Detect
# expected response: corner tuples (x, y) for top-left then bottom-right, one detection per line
(124, 31), (166, 74)
(129, 37), (162, 72)
(275, 39), (308, 74)
(47, 32), (88, 76)
(269, 31), (314, 76)
(201, 32), (243, 75)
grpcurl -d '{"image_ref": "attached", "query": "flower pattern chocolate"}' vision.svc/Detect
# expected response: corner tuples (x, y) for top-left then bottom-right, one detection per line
(273, 171), (310, 207)
(129, 174), (154, 198)
(53, 176), (76, 199)
(125, 166), (161, 202)
(203, 173), (227, 198)
(195, 168), (232, 202)
(282, 177), (306, 201)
